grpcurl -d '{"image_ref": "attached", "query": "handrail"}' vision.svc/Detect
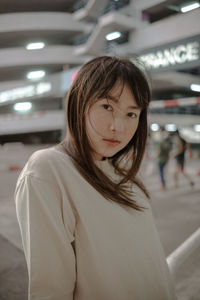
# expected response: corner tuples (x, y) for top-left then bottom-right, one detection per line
(167, 228), (200, 277)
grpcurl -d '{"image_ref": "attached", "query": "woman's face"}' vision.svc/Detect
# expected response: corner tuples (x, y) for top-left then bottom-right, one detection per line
(85, 83), (141, 160)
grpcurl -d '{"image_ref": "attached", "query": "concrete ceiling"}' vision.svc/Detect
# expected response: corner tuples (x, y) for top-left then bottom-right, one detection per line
(0, 65), (63, 82)
(0, 30), (81, 49)
(0, 0), (85, 82)
(0, 0), (199, 99)
(140, 69), (200, 100)
(0, 0), (76, 14)
(142, 0), (196, 22)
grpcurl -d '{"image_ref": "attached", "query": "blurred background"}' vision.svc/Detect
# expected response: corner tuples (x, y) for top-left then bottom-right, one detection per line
(0, 0), (199, 299)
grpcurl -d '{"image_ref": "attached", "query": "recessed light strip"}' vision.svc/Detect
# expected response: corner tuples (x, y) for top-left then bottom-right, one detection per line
(14, 102), (32, 112)
(190, 84), (200, 92)
(26, 42), (45, 50)
(181, 2), (200, 13)
(106, 31), (121, 41)
(27, 70), (46, 80)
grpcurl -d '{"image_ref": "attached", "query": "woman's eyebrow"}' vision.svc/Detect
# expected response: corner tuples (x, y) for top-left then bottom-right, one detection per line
(106, 95), (118, 102)
(128, 105), (141, 110)
(104, 95), (141, 110)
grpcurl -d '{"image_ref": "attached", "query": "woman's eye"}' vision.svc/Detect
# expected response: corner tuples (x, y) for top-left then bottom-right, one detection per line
(127, 112), (137, 118)
(103, 104), (112, 111)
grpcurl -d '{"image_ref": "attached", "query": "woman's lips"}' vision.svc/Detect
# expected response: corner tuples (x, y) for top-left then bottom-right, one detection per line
(103, 138), (121, 146)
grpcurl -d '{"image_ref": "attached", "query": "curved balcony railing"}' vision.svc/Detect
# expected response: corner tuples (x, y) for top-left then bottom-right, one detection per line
(167, 228), (200, 277)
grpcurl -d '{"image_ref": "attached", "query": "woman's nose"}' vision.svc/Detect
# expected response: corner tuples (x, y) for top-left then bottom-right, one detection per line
(109, 116), (125, 132)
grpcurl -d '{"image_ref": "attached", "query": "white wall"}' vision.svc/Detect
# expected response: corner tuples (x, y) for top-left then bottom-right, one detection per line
(0, 46), (89, 68)
(0, 110), (65, 135)
(0, 12), (87, 32)
(130, 9), (200, 52)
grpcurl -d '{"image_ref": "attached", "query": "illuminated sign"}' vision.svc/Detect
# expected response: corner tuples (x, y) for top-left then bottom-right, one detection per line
(136, 35), (200, 72)
(0, 82), (52, 104)
(140, 41), (199, 70)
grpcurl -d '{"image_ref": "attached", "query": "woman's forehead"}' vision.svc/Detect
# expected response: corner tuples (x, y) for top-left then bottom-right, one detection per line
(108, 80), (125, 96)
(94, 81), (127, 100)
(88, 79), (142, 108)
(107, 83), (139, 107)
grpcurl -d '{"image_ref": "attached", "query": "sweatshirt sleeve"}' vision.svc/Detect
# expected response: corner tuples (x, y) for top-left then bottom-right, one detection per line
(15, 174), (76, 300)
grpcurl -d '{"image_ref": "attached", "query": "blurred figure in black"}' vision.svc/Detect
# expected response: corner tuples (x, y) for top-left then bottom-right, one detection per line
(173, 130), (194, 187)
(157, 128), (172, 190)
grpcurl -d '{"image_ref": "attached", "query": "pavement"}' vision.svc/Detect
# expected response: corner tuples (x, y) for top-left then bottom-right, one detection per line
(0, 143), (200, 300)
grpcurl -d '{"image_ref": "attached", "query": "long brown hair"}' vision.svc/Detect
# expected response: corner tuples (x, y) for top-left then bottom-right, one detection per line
(60, 56), (151, 211)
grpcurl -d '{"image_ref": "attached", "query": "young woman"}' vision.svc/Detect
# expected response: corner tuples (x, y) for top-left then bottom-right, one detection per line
(15, 56), (176, 300)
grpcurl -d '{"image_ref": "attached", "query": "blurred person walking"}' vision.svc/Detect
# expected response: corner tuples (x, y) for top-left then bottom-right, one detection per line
(173, 130), (194, 187)
(157, 128), (172, 190)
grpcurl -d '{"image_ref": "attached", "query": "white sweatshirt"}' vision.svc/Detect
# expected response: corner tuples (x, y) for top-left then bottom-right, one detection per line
(15, 145), (176, 300)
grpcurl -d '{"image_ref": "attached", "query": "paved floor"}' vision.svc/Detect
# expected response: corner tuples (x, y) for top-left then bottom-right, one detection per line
(0, 143), (200, 300)
(0, 235), (28, 300)
(175, 246), (200, 300)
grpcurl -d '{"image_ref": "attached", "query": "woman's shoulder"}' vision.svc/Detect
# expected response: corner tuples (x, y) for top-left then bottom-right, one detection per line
(17, 145), (72, 183)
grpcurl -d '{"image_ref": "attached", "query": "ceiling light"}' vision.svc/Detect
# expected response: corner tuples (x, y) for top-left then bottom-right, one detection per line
(180, 2), (200, 13)
(194, 124), (200, 132)
(26, 42), (45, 50)
(181, 128), (200, 142)
(150, 123), (160, 131)
(14, 102), (32, 112)
(165, 124), (177, 132)
(106, 31), (121, 41)
(190, 83), (200, 92)
(27, 70), (46, 80)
